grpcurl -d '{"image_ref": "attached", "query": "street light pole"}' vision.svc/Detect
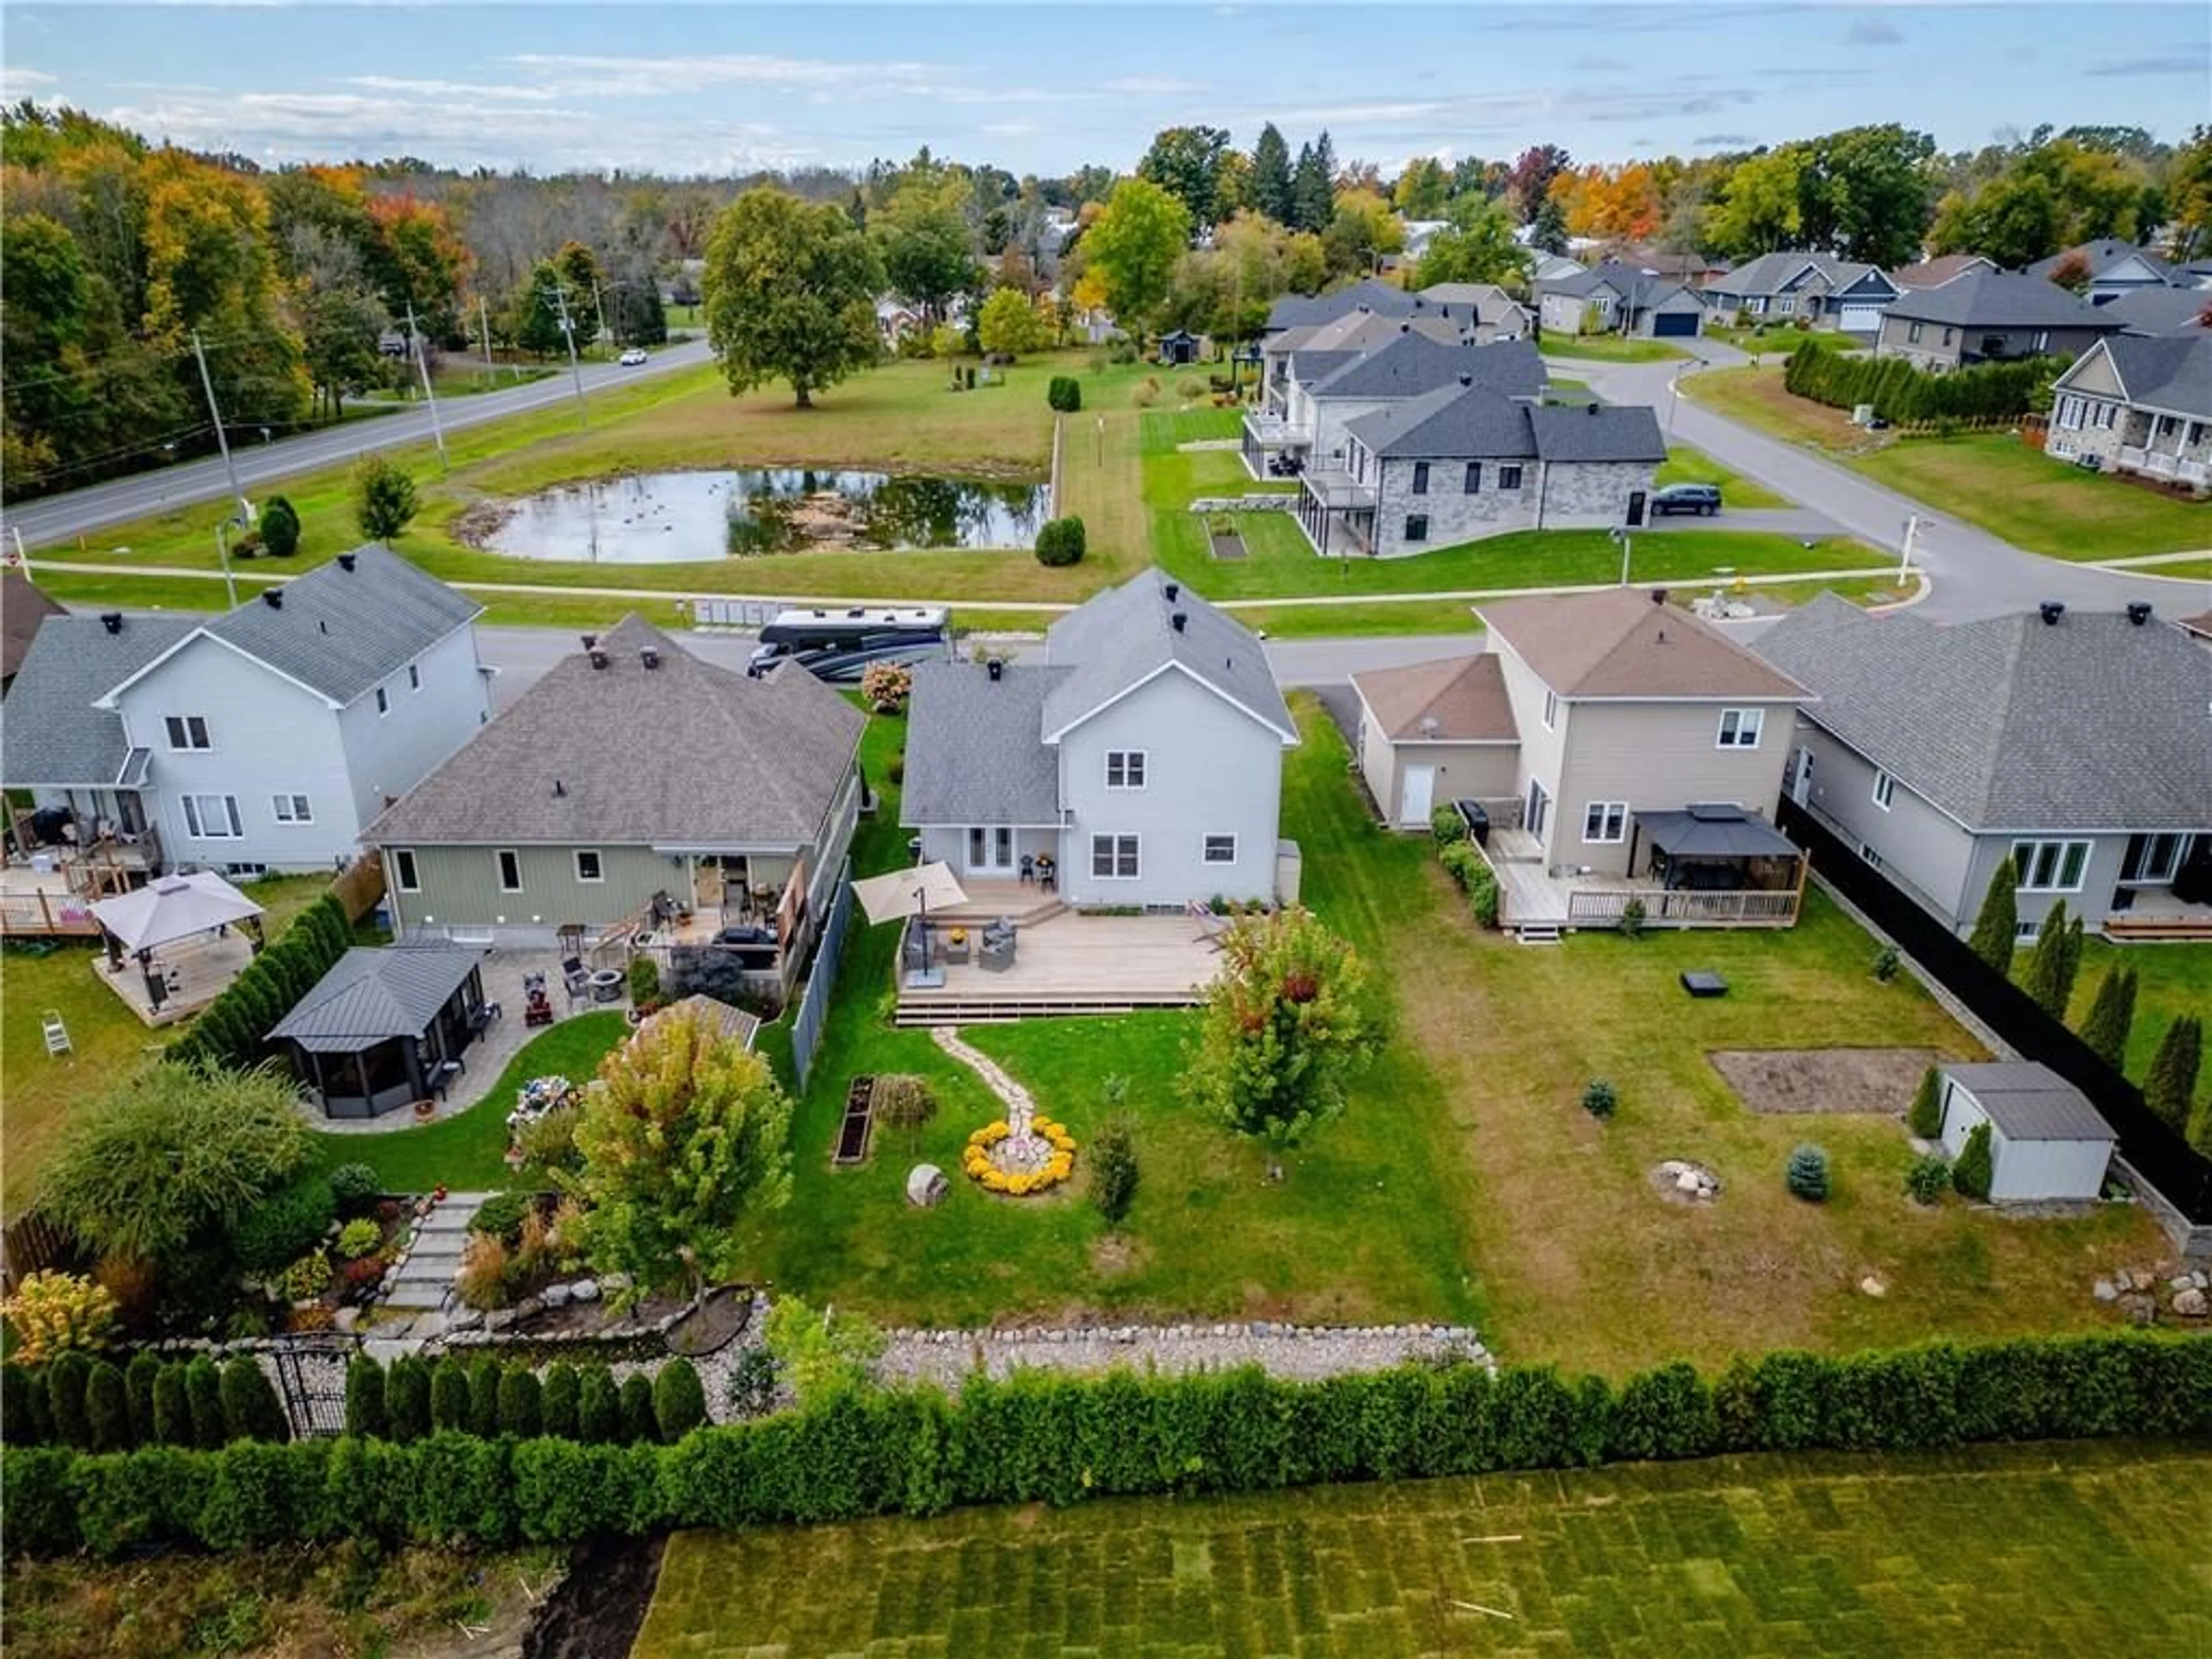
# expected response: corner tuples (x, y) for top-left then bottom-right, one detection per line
(190, 328), (249, 525)
(1613, 525), (1633, 586)
(550, 285), (589, 428)
(407, 303), (449, 474)
(213, 520), (239, 608)
(1898, 514), (1919, 583)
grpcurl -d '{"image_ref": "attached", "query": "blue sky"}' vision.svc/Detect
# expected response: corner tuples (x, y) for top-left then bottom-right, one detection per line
(5, 3), (2206, 177)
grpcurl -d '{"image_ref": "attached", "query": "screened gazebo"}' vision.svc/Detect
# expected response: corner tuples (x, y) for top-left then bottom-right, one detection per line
(1630, 804), (1806, 895)
(268, 942), (488, 1119)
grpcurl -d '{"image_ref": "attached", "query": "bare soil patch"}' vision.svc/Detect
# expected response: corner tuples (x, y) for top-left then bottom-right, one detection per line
(522, 1537), (665, 1659)
(1709, 1047), (1939, 1116)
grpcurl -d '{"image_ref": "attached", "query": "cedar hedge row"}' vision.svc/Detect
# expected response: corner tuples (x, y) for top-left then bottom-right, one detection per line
(169, 893), (354, 1071)
(6, 1332), (2206, 1558)
(1782, 338), (2065, 425)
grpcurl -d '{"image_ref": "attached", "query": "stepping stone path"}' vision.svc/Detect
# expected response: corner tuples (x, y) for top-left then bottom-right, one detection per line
(374, 1190), (495, 1347)
(931, 1027), (1055, 1175)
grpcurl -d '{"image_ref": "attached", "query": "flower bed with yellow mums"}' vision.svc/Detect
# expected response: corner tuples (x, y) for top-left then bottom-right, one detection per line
(963, 1115), (1078, 1196)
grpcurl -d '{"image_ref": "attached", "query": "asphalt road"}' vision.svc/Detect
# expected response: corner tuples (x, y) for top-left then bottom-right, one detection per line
(474, 624), (1474, 709)
(1578, 341), (2199, 623)
(3, 339), (717, 551)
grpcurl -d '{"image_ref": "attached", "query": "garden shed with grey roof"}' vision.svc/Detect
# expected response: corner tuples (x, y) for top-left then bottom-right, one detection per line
(267, 941), (489, 1119)
(1936, 1062), (2116, 1203)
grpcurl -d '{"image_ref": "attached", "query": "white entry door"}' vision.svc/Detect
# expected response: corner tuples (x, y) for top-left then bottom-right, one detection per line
(1526, 778), (1551, 841)
(1791, 746), (1814, 806)
(965, 825), (1015, 874)
(1402, 764), (1437, 827)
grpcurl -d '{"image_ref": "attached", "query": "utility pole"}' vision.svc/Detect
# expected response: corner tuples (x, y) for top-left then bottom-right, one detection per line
(191, 329), (249, 526)
(1613, 525), (1633, 586)
(407, 303), (449, 474)
(213, 520), (240, 608)
(551, 283), (589, 428)
(478, 293), (497, 384)
(593, 279), (612, 350)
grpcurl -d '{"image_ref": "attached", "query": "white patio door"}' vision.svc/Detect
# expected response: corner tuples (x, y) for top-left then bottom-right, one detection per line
(1402, 764), (1437, 827)
(1791, 746), (1814, 806)
(1526, 779), (1551, 841)
(965, 825), (1015, 874)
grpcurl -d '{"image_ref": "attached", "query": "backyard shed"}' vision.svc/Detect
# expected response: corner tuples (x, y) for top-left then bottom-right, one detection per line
(1936, 1061), (2116, 1202)
(1156, 329), (1202, 366)
(268, 941), (490, 1119)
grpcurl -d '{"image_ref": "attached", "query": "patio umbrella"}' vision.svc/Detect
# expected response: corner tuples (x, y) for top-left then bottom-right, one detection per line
(90, 871), (264, 953)
(850, 862), (968, 926)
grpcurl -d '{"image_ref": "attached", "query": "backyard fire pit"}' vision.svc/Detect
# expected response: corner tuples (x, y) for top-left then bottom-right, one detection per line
(589, 968), (626, 1003)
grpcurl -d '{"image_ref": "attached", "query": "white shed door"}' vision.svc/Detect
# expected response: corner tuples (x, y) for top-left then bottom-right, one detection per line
(1402, 764), (1437, 826)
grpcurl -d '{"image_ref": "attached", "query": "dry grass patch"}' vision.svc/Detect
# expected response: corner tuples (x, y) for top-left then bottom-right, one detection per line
(1687, 363), (1879, 453)
(1709, 1047), (1941, 1115)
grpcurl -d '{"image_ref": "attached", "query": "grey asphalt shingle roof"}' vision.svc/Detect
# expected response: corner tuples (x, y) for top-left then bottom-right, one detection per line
(2, 572), (65, 683)
(1883, 270), (2124, 331)
(1265, 279), (1418, 331)
(2099, 286), (2211, 339)
(1752, 594), (2212, 831)
(1347, 384), (1664, 463)
(900, 660), (1065, 827)
(1536, 260), (1689, 313)
(1042, 570), (1294, 743)
(200, 543), (480, 706)
(267, 942), (484, 1051)
(2095, 334), (2212, 418)
(2026, 239), (2173, 286)
(1942, 1062), (2114, 1143)
(1, 612), (193, 786)
(1709, 251), (1889, 298)
(1312, 336), (1546, 401)
(366, 615), (863, 847)
(1528, 403), (1668, 463)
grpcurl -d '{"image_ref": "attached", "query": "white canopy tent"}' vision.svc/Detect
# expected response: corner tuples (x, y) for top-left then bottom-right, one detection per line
(91, 871), (264, 953)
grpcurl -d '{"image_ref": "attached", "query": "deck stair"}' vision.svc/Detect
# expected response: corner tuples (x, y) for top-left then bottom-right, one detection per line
(1514, 925), (1563, 946)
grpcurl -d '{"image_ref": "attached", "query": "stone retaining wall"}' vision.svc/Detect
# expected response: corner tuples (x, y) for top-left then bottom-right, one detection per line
(1189, 495), (1297, 513)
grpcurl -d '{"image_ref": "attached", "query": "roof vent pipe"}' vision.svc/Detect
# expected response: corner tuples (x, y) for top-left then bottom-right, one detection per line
(588, 649), (609, 670)
(2039, 601), (2065, 626)
(100, 612), (123, 635)
(337, 552), (357, 572)
(986, 657), (1004, 682)
(262, 588), (283, 609)
(1164, 581), (1180, 602)
(552, 779), (566, 797)
(580, 634), (598, 650)
(640, 647), (660, 670)
(2127, 601), (2153, 626)
(1458, 372), (1473, 386)
(1171, 612), (1188, 634)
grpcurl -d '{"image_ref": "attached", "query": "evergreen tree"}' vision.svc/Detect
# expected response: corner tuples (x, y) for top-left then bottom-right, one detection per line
(1290, 136), (1336, 233)
(430, 1356), (471, 1433)
(1966, 859), (2019, 974)
(2143, 1016), (2204, 1134)
(124, 1351), (162, 1445)
(85, 1359), (132, 1451)
(384, 1355), (431, 1443)
(2078, 967), (2137, 1071)
(577, 1364), (622, 1444)
(619, 1372), (658, 1443)
(541, 1362), (581, 1440)
(184, 1355), (226, 1448)
(497, 1368), (542, 1438)
(1907, 1065), (1944, 1139)
(1529, 195), (1570, 254)
(46, 1351), (93, 1448)
(1251, 123), (1295, 224)
(150, 1361), (191, 1445)
(219, 1354), (289, 1442)
(1952, 1121), (1994, 1200)
(653, 1358), (708, 1442)
(2020, 899), (2079, 1016)
(466, 1356), (502, 1438)
(344, 1353), (387, 1440)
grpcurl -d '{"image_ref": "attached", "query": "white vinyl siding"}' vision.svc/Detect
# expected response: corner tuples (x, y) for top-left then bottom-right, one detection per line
(1872, 770), (1896, 810)
(271, 793), (313, 823)
(165, 715), (211, 751)
(2013, 839), (2090, 893)
(1203, 834), (1237, 864)
(1105, 750), (1146, 790)
(183, 794), (242, 838)
(1717, 708), (1764, 749)
(1090, 834), (1140, 879)
(1582, 800), (1627, 843)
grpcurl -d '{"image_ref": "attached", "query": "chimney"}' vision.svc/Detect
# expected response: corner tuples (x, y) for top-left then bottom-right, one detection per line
(2039, 601), (2065, 626)
(640, 647), (660, 670)
(262, 588), (283, 609)
(1164, 581), (1180, 602)
(100, 612), (123, 635)
(986, 657), (1004, 682)
(588, 649), (609, 670)
(337, 552), (357, 572)
(1171, 612), (1188, 634)
(2127, 601), (2153, 626)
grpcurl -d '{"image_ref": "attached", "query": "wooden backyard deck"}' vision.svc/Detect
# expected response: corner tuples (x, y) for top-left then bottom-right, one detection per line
(1477, 836), (1804, 933)
(895, 911), (1224, 1024)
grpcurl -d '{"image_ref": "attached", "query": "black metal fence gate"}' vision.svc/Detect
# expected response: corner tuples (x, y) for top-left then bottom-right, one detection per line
(268, 1335), (356, 1438)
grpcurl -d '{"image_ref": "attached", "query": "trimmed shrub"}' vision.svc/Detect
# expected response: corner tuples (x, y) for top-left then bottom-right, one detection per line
(346, 1353), (388, 1439)
(125, 1351), (162, 1444)
(1607, 1361), (1719, 1461)
(1905, 1154), (1952, 1205)
(542, 1362), (582, 1440)
(3, 1359), (53, 1445)
(619, 1373), (658, 1444)
(46, 1350), (94, 1448)
(1034, 515), (1086, 567)
(151, 1360), (191, 1446)
(233, 1173), (337, 1277)
(2, 1270), (120, 1362)
(328, 1161), (382, 1214)
(1581, 1079), (1618, 1121)
(185, 1355), (226, 1448)
(468, 1191), (533, 1244)
(220, 1354), (289, 1442)
(86, 1358), (134, 1451)
(260, 494), (301, 557)
(1089, 1118), (1141, 1226)
(336, 1218), (382, 1260)
(1967, 861), (2018, 974)
(654, 1359), (709, 1442)
(2144, 1016), (2203, 1134)
(578, 1363), (622, 1444)
(1786, 1143), (1831, 1202)
(282, 1252), (333, 1301)
(627, 953), (661, 1005)
(1952, 1122), (1994, 1199)
(499, 1368), (544, 1438)
(1430, 806), (1467, 844)
(1872, 945), (1901, 982)
(467, 1356), (503, 1439)
(1784, 337), (2063, 423)
(385, 1355), (431, 1443)
(1907, 1065), (1944, 1139)
(430, 1356), (472, 1433)
(2078, 968), (2137, 1072)
(1618, 896), (1647, 940)
(1047, 374), (1081, 412)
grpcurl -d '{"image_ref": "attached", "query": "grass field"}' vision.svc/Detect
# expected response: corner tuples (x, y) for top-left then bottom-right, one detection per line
(1703, 323), (1857, 356)
(0, 873), (334, 1210)
(1688, 367), (2212, 559)
(1654, 444), (1792, 509)
(1537, 335), (1691, 363)
(2047, 940), (2212, 1089)
(634, 1439), (2212, 1658)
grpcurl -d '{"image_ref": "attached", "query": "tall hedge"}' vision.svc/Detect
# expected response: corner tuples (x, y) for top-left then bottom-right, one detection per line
(1783, 338), (2066, 425)
(7, 1333), (2205, 1559)
(169, 893), (354, 1072)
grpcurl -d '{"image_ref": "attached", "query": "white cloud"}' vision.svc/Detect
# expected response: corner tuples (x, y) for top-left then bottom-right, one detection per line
(342, 75), (560, 103)
(1099, 76), (1209, 96)
(979, 120), (1042, 139)
(503, 51), (940, 99)
(0, 66), (59, 100)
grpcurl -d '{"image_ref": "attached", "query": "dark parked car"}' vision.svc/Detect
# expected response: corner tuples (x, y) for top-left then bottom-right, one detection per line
(1651, 483), (1722, 517)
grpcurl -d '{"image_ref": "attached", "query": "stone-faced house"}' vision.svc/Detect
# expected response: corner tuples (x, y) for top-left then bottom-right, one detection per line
(1296, 384), (1664, 558)
(1699, 251), (1903, 336)
(2046, 334), (2212, 492)
(1873, 271), (2124, 372)
(1248, 331), (1547, 479)
(1533, 260), (1705, 339)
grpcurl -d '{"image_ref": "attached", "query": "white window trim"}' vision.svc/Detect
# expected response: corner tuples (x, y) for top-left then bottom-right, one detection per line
(165, 715), (211, 752)
(1582, 801), (1628, 844)
(272, 793), (313, 824)
(1203, 834), (1238, 865)
(1717, 707), (1764, 749)
(496, 849), (524, 893)
(1541, 689), (1558, 731)
(574, 849), (605, 884)
(375, 686), (390, 717)
(1872, 770), (1896, 811)
(392, 848), (421, 892)
(408, 663), (422, 691)
(1105, 750), (1147, 790)
(2012, 838), (2090, 894)
(182, 794), (241, 839)
(1089, 832), (1141, 881)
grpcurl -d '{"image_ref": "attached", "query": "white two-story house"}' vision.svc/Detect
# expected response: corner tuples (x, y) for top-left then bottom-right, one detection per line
(2, 544), (489, 875)
(903, 570), (1298, 910)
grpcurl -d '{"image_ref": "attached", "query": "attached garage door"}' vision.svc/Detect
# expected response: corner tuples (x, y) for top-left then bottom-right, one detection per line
(1652, 312), (1700, 337)
(1837, 305), (1883, 335)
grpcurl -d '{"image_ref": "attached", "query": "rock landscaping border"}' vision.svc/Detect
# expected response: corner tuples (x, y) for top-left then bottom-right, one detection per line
(873, 1319), (1491, 1389)
(1188, 494), (1296, 513)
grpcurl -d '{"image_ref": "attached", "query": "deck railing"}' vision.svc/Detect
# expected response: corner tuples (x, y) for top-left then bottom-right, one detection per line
(0, 891), (101, 937)
(1565, 887), (1801, 927)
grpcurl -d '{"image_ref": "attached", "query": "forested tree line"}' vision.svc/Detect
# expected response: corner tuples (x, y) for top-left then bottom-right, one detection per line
(5, 93), (2208, 496)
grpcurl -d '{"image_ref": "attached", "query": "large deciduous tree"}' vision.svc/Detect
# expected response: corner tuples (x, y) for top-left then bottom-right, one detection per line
(1703, 145), (1807, 259)
(1320, 188), (1403, 280)
(1137, 124), (1232, 230)
(1506, 143), (1571, 219)
(1415, 196), (1530, 290)
(1180, 907), (1388, 1149)
(562, 1002), (794, 1308)
(1796, 124), (1936, 268)
(1082, 177), (1192, 343)
(872, 158), (979, 329)
(1393, 156), (1451, 220)
(703, 187), (884, 408)
(976, 285), (1047, 357)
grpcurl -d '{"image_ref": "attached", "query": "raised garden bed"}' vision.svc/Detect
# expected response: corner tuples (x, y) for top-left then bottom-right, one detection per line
(834, 1075), (876, 1166)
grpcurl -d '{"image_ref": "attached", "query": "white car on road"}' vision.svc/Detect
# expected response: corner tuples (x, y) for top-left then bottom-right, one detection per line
(618, 347), (648, 366)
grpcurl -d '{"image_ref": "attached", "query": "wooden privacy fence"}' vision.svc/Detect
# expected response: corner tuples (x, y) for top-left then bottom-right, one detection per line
(1, 1211), (82, 1292)
(788, 862), (854, 1092)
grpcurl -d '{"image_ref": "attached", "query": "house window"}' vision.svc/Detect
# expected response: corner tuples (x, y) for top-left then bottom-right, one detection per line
(408, 664), (421, 691)
(1716, 708), (1764, 749)
(2012, 839), (2090, 893)
(271, 794), (312, 824)
(1463, 461), (1482, 493)
(2119, 832), (2186, 885)
(1203, 834), (1237, 864)
(1498, 464), (1524, 490)
(164, 715), (211, 751)
(2033, 330), (2050, 352)
(1872, 770), (1896, 811)
(2096, 403), (2115, 429)
(1779, 296), (1796, 314)
(392, 849), (420, 892)
(1582, 801), (1627, 843)
(2191, 423), (2207, 448)
(1541, 689), (1558, 730)
(1907, 321), (1924, 344)
(181, 794), (241, 839)
(574, 849), (604, 884)
(375, 687), (389, 716)
(1412, 461), (1430, 495)
(1105, 751), (1146, 789)
(1404, 513), (1429, 543)
(2058, 397), (2082, 430)
(496, 849), (523, 892)
(1090, 834), (1140, 880)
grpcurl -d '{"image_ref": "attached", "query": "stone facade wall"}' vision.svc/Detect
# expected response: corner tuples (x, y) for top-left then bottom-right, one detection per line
(1369, 458), (1654, 557)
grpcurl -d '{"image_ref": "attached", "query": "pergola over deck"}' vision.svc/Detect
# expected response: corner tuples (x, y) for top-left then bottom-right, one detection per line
(269, 942), (489, 1119)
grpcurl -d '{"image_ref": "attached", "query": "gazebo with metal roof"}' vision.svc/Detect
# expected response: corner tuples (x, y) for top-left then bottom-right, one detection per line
(267, 941), (490, 1119)
(1630, 804), (1806, 893)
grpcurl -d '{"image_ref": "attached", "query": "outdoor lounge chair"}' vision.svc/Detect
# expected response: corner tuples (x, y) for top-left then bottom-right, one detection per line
(978, 934), (1016, 973)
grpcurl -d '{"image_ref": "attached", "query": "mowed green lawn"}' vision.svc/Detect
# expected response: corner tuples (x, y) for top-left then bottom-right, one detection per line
(1537, 334), (1691, 363)
(2050, 940), (2212, 1089)
(1655, 444), (1792, 509)
(634, 1439), (2212, 1658)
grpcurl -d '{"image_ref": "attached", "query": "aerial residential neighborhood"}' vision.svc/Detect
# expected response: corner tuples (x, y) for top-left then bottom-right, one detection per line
(1, 5), (2208, 1654)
